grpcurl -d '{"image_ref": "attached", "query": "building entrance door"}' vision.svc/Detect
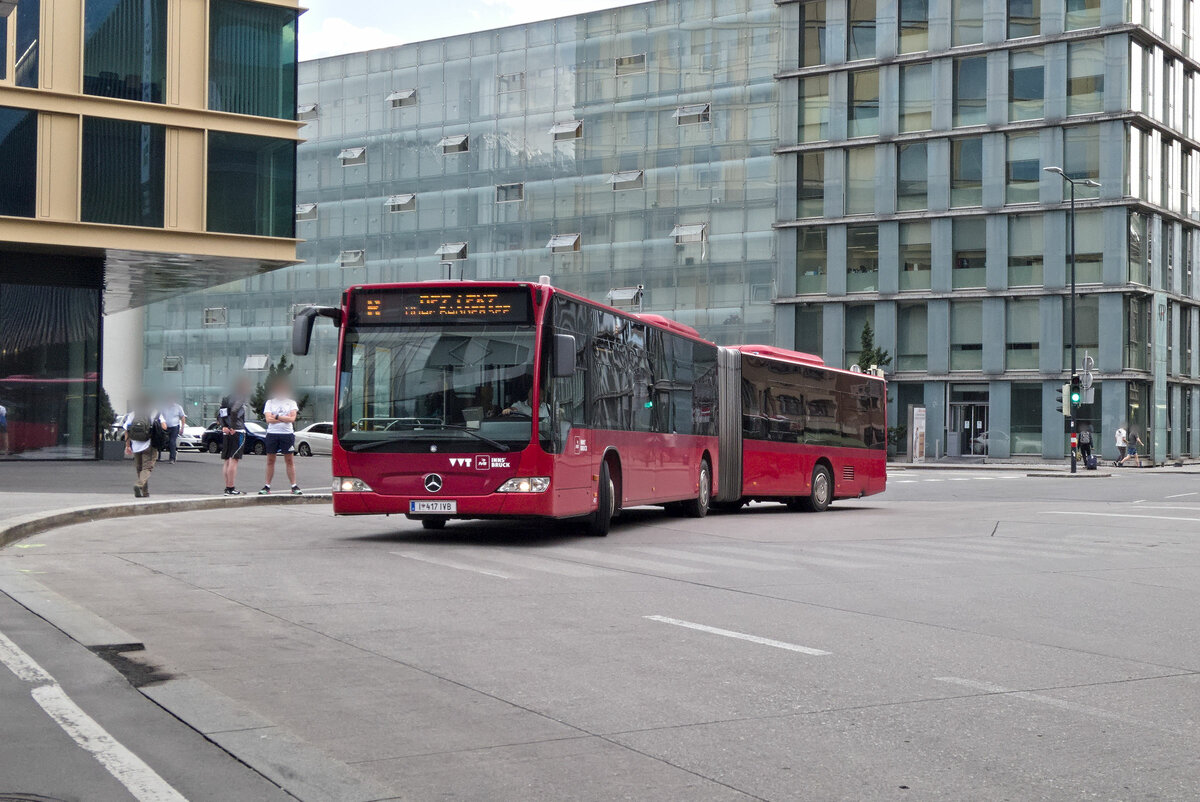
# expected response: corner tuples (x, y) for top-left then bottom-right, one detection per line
(948, 385), (990, 457)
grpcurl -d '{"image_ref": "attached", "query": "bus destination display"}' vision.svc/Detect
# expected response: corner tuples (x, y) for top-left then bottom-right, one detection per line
(352, 288), (531, 324)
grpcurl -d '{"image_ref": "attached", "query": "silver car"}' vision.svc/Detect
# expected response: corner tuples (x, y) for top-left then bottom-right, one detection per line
(295, 422), (334, 456)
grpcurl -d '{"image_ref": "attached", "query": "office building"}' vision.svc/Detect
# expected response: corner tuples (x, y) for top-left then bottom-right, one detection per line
(147, 0), (1200, 463)
(0, 0), (301, 459)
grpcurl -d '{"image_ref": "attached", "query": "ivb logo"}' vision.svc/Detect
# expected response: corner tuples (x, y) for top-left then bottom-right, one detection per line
(448, 457), (472, 468)
(474, 455), (489, 471)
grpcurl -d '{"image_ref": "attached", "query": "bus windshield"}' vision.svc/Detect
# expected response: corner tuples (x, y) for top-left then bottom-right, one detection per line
(337, 325), (538, 453)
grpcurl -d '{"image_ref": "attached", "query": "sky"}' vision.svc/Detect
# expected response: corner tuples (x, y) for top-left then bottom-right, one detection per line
(299, 0), (641, 61)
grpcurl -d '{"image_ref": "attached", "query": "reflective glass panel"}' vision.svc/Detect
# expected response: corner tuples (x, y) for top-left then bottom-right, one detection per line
(798, 152), (825, 218)
(900, 63), (933, 132)
(209, 0), (297, 119)
(954, 56), (987, 127)
(1067, 40), (1105, 116)
(1064, 125), (1100, 181)
(953, 217), (986, 288)
(798, 228), (828, 294)
(897, 142), (929, 211)
(1009, 48), (1044, 121)
(80, 118), (165, 227)
(898, 303), (928, 370)
(1006, 132), (1040, 203)
(799, 76), (829, 142)
(899, 0), (929, 54)
(951, 137), (984, 207)
(846, 225), (879, 292)
(1009, 213), (1044, 286)
(899, 221), (932, 291)
(0, 106), (36, 218)
(800, 0), (827, 67)
(950, 300), (984, 370)
(13, 0), (39, 87)
(83, 0), (167, 102)
(1066, 0), (1101, 30)
(849, 69), (880, 137)
(846, 147), (875, 214)
(848, 0), (877, 60)
(953, 0), (984, 45)
(1008, 0), (1041, 37)
(207, 132), (296, 237)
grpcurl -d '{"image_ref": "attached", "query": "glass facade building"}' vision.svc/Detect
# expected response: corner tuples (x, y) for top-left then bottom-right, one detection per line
(148, 0), (1200, 463)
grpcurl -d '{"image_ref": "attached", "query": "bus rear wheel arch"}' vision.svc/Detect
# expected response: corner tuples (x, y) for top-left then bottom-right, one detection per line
(789, 461), (833, 513)
(586, 456), (619, 537)
(680, 455), (712, 518)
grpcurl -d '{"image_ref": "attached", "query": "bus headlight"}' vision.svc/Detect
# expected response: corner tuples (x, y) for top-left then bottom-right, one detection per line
(497, 477), (550, 493)
(334, 477), (373, 492)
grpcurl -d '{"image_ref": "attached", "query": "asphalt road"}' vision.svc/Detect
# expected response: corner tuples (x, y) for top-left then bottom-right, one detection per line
(3, 467), (1200, 800)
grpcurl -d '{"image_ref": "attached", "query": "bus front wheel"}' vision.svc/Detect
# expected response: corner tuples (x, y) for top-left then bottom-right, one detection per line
(586, 461), (615, 537)
(680, 458), (711, 518)
(790, 464), (832, 512)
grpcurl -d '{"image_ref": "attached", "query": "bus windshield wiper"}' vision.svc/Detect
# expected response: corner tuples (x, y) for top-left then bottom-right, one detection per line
(347, 437), (410, 452)
(415, 423), (511, 452)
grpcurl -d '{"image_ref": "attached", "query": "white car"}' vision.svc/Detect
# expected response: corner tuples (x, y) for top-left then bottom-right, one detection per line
(176, 422), (213, 451)
(295, 422), (334, 456)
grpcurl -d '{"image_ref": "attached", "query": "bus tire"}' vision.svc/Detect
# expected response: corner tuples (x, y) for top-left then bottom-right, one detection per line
(680, 458), (711, 518)
(794, 464), (833, 512)
(421, 518), (446, 531)
(586, 461), (615, 537)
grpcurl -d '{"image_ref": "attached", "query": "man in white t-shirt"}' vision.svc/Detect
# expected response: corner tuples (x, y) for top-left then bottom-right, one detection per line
(1115, 426), (1128, 462)
(161, 395), (186, 464)
(260, 377), (301, 495)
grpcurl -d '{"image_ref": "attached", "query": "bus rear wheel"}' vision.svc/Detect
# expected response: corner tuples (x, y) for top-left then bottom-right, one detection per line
(680, 458), (711, 518)
(790, 464), (832, 512)
(586, 461), (615, 537)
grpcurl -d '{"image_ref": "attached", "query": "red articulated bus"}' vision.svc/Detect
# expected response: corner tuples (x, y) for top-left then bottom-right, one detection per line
(293, 281), (886, 535)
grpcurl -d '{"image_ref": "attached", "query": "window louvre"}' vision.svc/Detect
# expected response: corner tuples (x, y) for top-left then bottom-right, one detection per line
(338, 249), (365, 267)
(546, 233), (581, 253)
(295, 202), (317, 221)
(243, 354), (269, 371)
(615, 53), (646, 75)
(385, 193), (415, 212)
(673, 103), (711, 125)
(497, 72), (525, 93)
(387, 88), (416, 108)
(438, 134), (468, 154)
(290, 303), (315, 320)
(202, 307), (228, 326)
(338, 146), (366, 166)
(550, 120), (583, 141)
(435, 242), (468, 260)
(162, 356), (183, 372)
(296, 103), (317, 120)
(608, 170), (644, 190)
(671, 223), (707, 243)
(496, 183), (524, 203)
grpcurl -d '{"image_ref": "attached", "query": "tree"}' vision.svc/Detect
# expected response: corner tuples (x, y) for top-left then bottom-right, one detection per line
(856, 321), (893, 373)
(251, 354), (310, 419)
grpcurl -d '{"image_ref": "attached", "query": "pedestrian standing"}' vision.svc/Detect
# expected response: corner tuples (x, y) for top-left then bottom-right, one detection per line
(259, 377), (302, 496)
(1117, 431), (1144, 468)
(161, 395), (186, 464)
(1079, 425), (1093, 463)
(0, 401), (8, 455)
(1114, 425), (1128, 462)
(219, 376), (252, 496)
(123, 396), (167, 498)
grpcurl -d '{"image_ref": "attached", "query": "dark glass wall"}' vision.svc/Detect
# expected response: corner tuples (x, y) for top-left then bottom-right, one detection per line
(209, 0), (297, 119)
(15, 0), (39, 87)
(0, 107), (37, 218)
(83, 0), (167, 102)
(0, 257), (102, 460)
(207, 132), (295, 237)
(81, 117), (166, 227)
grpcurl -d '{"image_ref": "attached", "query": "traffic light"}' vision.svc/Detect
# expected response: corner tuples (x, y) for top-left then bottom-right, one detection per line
(1055, 384), (1069, 417)
(1069, 376), (1082, 406)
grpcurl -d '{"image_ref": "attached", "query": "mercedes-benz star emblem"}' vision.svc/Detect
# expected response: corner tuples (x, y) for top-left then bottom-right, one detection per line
(423, 473), (444, 493)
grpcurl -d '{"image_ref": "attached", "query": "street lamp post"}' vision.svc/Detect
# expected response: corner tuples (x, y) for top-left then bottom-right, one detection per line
(1044, 166), (1101, 474)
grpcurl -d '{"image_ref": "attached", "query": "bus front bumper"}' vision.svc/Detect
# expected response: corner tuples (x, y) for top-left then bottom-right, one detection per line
(332, 489), (582, 519)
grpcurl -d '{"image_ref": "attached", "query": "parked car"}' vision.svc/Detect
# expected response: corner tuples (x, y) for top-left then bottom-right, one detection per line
(295, 422), (334, 456)
(200, 421), (269, 455)
(177, 422), (217, 451)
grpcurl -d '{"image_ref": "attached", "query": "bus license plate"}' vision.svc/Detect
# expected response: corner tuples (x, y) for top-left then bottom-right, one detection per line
(411, 500), (456, 514)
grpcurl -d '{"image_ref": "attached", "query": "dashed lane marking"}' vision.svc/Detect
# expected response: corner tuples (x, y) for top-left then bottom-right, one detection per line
(390, 551), (513, 579)
(644, 616), (830, 656)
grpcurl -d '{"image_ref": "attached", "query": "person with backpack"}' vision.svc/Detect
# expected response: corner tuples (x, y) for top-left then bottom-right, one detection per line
(1079, 425), (1095, 468)
(123, 395), (167, 498)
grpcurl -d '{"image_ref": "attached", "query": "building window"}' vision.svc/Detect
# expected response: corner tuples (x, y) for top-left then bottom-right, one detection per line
(338, 250), (365, 268)
(671, 223), (708, 244)
(800, 0), (827, 67)
(846, 225), (879, 292)
(1006, 133), (1040, 203)
(3, 0), (39, 87)
(952, 0), (984, 46)
(81, 118), (165, 227)
(798, 228), (828, 294)
(616, 53), (646, 75)
(897, 142), (929, 211)
(83, 0), (166, 102)
(848, 0), (876, 60)
(1010, 383), (1043, 453)
(953, 217), (986, 288)
(954, 56), (987, 127)
(1067, 40), (1104, 116)
(608, 170), (643, 190)
(950, 300), (984, 370)
(1064, 125), (1100, 181)
(798, 152), (825, 218)
(1009, 213), (1044, 286)
(435, 243), (467, 261)
(296, 103), (317, 120)
(898, 303), (928, 371)
(849, 69), (879, 138)
(207, 132), (295, 237)
(386, 194), (415, 213)
(846, 146), (875, 215)
(439, 135), (469, 154)
(674, 103), (711, 125)
(1008, 0), (1040, 37)
(338, 146), (366, 166)
(796, 304), (823, 353)
(1071, 209), (1104, 283)
(900, 63), (933, 132)
(550, 120), (583, 141)
(1067, 294), (1101, 368)
(845, 304), (874, 368)
(203, 307), (228, 327)
(1009, 48), (1044, 121)
(799, 76), (829, 142)
(951, 136), (984, 207)
(1066, 0), (1100, 30)
(387, 89), (416, 108)
(497, 72), (525, 94)
(1129, 211), (1149, 284)
(162, 356), (184, 372)
(899, 221), (932, 291)
(496, 183), (524, 203)
(547, 233), (581, 254)
(209, 0), (297, 120)
(295, 202), (317, 221)
(0, 106), (37, 217)
(899, 0), (929, 54)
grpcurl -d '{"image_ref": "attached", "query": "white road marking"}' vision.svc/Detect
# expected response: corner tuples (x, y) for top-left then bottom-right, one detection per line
(935, 676), (1169, 732)
(390, 551), (512, 579)
(630, 546), (790, 571)
(644, 616), (830, 656)
(1043, 510), (1200, 523)
(1165, 492), (1198, 499)
(0, 630), (188, 802)
(467, 548), (611, 578)
(549, 547), (704, 575)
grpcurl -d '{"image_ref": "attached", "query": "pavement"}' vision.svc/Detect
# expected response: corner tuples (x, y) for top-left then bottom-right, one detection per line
(3, 464), (1200, 799)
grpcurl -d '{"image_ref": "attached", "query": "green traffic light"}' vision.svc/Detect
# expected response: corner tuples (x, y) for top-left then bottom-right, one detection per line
(1070, 391), (1081, 403)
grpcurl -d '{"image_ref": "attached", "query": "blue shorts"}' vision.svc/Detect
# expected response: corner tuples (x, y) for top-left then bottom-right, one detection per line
(265, 432), (295, 455)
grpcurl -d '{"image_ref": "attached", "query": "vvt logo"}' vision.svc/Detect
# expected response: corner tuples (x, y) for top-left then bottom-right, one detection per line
(449, 457), (472, 467)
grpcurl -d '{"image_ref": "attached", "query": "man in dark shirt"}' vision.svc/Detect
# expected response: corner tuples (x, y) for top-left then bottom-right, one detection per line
(219, 376), (252, 495)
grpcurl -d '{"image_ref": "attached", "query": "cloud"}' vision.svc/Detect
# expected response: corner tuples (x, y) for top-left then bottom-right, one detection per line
(299, 16), (407, 61)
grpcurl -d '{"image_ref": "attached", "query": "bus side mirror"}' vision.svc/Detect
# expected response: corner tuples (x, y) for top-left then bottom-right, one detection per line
(292, 306), (342, 356)
(552, 333), (576, 378)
